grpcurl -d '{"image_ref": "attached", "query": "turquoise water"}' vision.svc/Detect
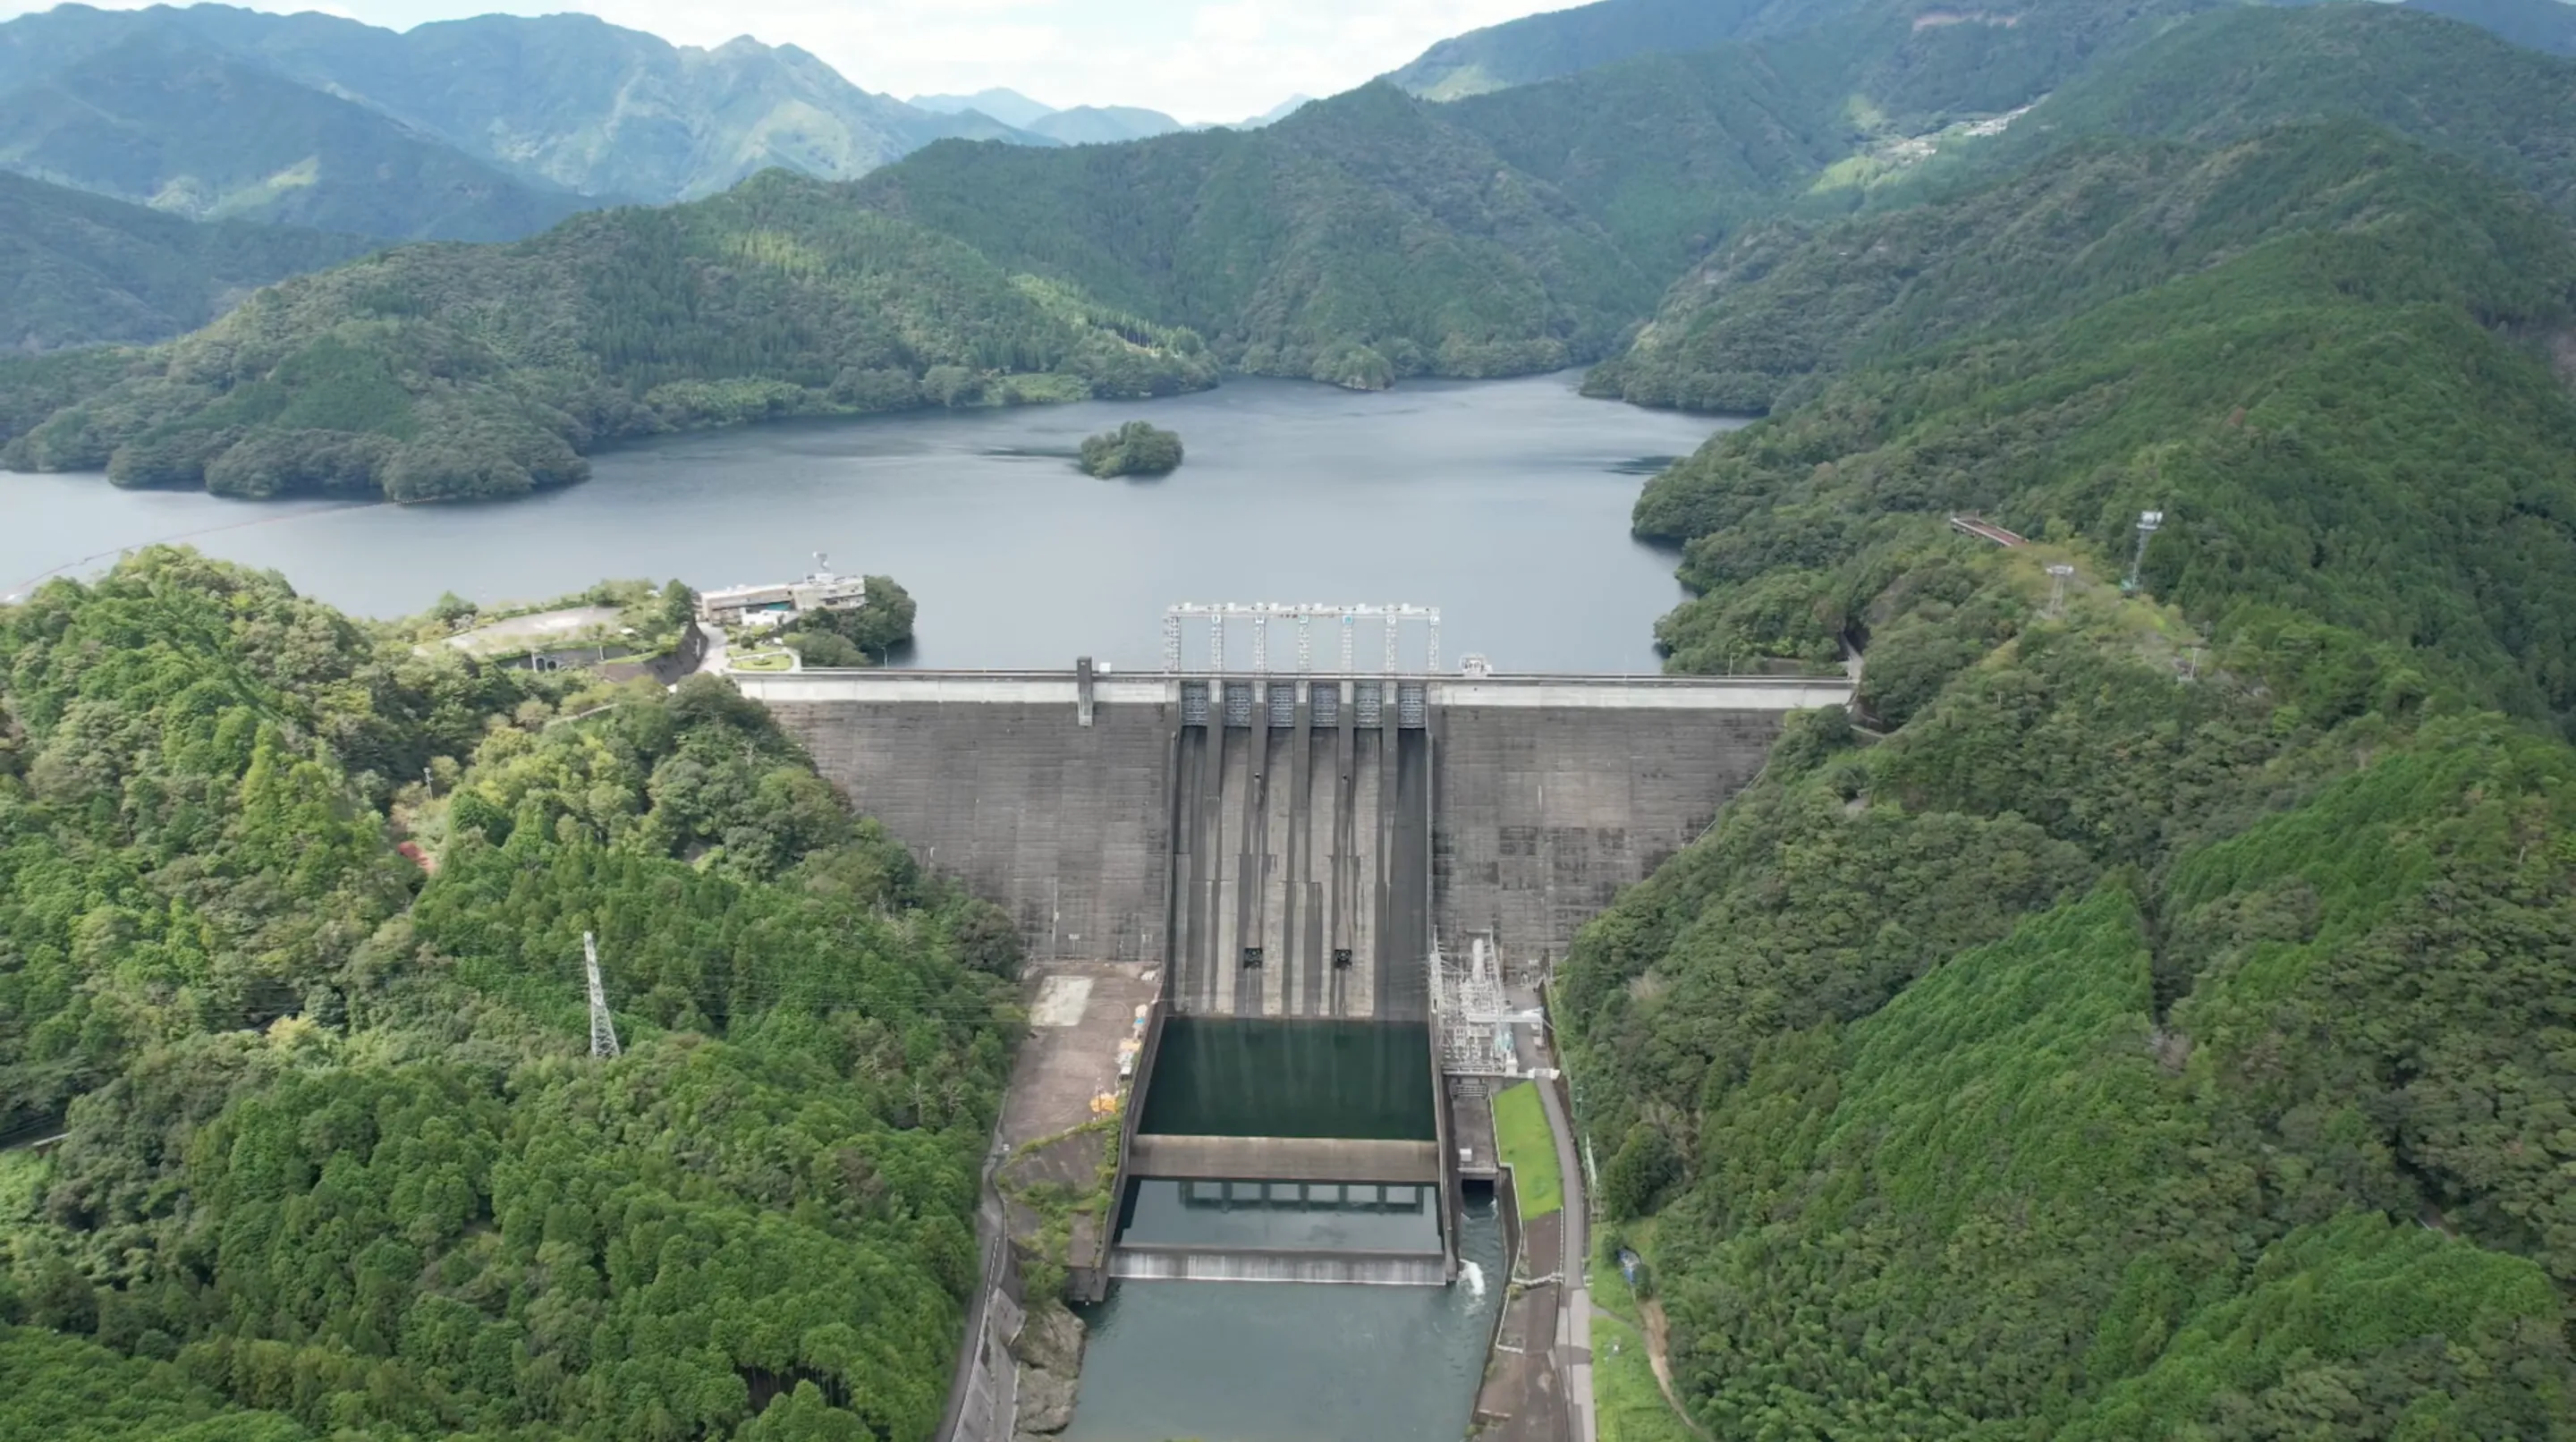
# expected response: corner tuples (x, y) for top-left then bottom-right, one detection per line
(1064, 1197), (1504, 1442)
(1138, 1017), (1435, 1141)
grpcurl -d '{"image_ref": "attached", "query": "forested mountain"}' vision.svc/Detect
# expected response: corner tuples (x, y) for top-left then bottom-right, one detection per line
(1591, 122), (2559, 412)
(0, 171), (1216, 501)
(1590, 1), (2576, 412)
(848, 0), (2232, 387)
(0, 548), (1017, 1439)
(1385, 0), (1855, 99)
(0, 4), (1049, 229)
(2398, 0), (2576, 54)
(1978, 3), (2576, 208)
(179, 9), (1047, 200)
(20, 0), (2576, 484)
(855, 82), (1661, 387)
(0, 32), (592, 242)
(1388, 0), (2576, 104)
(1561, 113), (2576, 1435)
(0, 168), (377, 351)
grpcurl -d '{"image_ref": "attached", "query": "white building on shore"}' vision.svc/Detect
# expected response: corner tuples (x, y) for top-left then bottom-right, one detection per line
(699, 556), (870, 629)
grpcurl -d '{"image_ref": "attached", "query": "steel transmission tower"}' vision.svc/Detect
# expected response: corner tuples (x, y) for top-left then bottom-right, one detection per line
(2124, 510), (2164, 592)
(584, 931), (622, 1059)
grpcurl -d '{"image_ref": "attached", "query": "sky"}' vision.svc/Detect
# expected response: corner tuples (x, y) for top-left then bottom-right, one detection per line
(0, 0), (1564, 122)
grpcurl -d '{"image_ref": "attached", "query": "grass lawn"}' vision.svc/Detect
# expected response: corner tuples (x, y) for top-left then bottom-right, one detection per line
(1592, 1309), (1700, 1442)
(1592, 1220), (1702, 1442)
(731, 649), (794, 672)
(1493, 1081), (1563, 1217)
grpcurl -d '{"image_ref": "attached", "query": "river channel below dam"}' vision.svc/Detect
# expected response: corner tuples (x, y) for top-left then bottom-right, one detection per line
(9, 371), (1743, 1440)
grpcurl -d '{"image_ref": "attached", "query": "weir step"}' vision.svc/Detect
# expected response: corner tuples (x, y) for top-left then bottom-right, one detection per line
(1127, 1134), (1440, 1184)
(1108, 1245), (1447, 1286)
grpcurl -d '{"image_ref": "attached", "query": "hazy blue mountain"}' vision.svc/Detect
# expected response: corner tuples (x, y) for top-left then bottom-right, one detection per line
(239, 11), (1044, 199)
(1229, 95), (1314, 128)
(0, 165), (377, 350)
(1026, 105), (1184, 144)
(0, 31), (593, 241)
(0, 4), (1053, 209)
(909, 87), (1057, 129)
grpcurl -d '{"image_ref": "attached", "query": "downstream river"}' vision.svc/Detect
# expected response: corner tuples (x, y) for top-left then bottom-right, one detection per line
(4, 373), (1741, 671)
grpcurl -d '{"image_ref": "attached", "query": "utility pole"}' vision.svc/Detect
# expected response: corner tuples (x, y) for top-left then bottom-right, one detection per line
(2124, 510), (2164, 593)
(584, 931), (621, 1059)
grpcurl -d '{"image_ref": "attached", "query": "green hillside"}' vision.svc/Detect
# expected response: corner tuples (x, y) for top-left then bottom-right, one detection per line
(0, 168), (378, 351)
(1590, 122), (2569, 412)
(1385, 0), (1848, 100)
(0, 34), (594, 242)
(1562, 115), (2576, 1438)
(857, 0), (2247, 389)
(855, 82), (1659, 387)
(1979, 4), (2576, 210)
(2402, 0), (2576, 53)
(0, 171), (1216, 502)
(0, 548), (1016, 1439)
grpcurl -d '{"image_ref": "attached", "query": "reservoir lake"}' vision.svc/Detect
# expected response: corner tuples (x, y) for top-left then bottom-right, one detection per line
(4, 372), (1741, 672)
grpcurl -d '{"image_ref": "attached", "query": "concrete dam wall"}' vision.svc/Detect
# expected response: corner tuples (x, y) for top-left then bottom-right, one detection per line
(742, 671), (1845, 970)
(760, 678), (1178, 967)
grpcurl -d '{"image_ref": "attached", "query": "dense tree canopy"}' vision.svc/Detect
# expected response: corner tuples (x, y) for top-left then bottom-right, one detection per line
(1078, 421), (1182, 478)
(0, 174), (1216, 502)
(1563, 114), (2576, 1438)
(0, 548), (1015, 1440)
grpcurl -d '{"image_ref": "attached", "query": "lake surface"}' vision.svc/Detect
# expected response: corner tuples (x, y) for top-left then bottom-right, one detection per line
(4, 373), (1740, 671)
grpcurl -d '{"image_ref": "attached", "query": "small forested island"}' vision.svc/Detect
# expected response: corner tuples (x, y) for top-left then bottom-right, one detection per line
(1079, 420), (1184, 477)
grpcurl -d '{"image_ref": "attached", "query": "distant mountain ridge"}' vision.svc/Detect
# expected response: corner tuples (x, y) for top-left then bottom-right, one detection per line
(910, 85), (1309, 136)
(1386, 0), (1866, 99)
(0, 2), (1056, 236)
(0, 26), (595, 241)
(909, 87), (1057, 129)
(1027, 106), (1187, 145)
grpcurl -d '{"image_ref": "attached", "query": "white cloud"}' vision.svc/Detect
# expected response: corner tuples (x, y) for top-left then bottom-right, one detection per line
(0, 0), (1556, 122)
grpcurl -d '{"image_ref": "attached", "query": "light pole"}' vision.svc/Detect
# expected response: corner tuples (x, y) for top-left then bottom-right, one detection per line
(2123, 510), (2164, 593)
